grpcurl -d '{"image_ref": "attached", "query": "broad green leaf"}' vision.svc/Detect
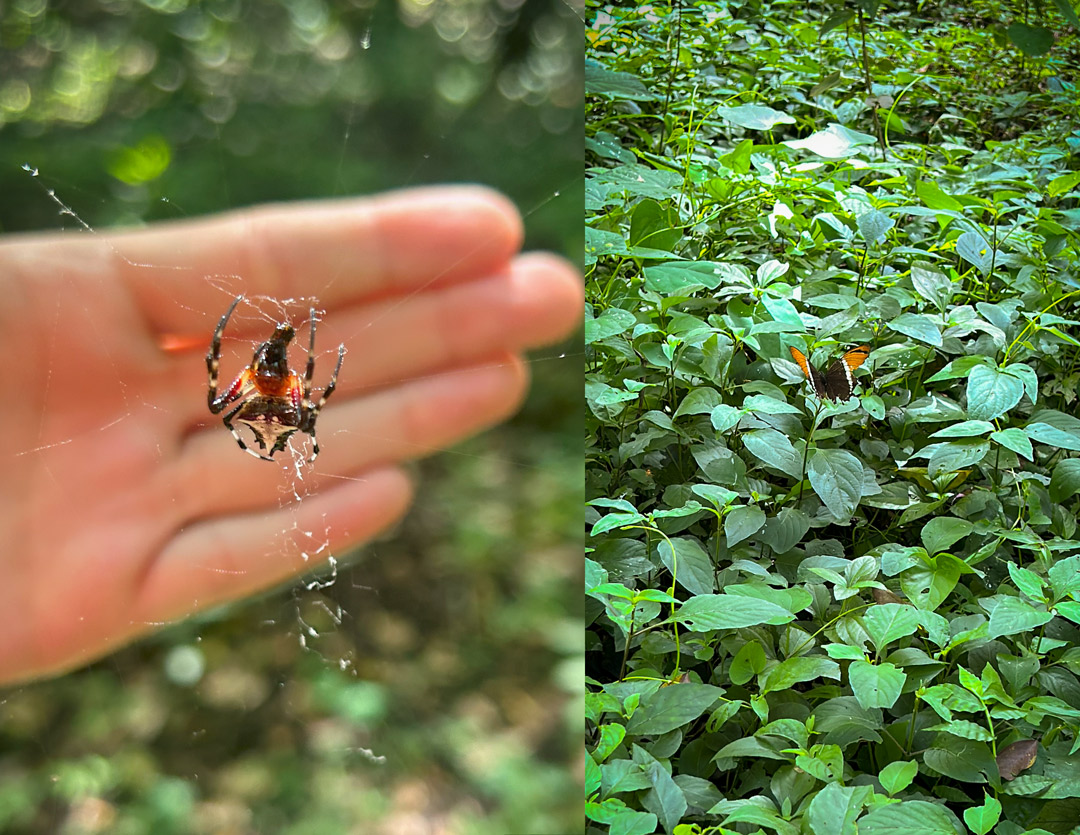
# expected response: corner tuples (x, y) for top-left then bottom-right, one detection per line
(957, 230), (993, 273)
(743, 428), (802, 473)
(629, 199), (682, 252)
(691, 484), (738, 508)
(1049, 458), (1080, 503)
(849, 660), (907, 709)
(967, 364), (1024, 421)
(725, 505), (766, 547)
(626, 683), (725, 735)
(711, 404), (743, 433)
(592, 723), (626, 762)
(782, 123), (877, 158)
(585, 307), (636, 344)
(921, 517), (973, 555)
(585, 226), (628, 265)
(656, 537), (715, 595)
(715, 104), (796, 130)
(805, 781), (865, 835)
(729, 641), (768, 685)
(963, 793), (1001, 835)
(1049, 171), (1080, 198)
(673, 387), (722, 418)
(862, 604), (920, 653)
(926, 356), (988, 382)
(930, 420), (993, 438)
(1026, 421), (1080, 452)
(858, 800), (964, 834)
(923, 738), (993, 783)
(760, 656), (841, 694)
(808, 448), (864, 521)
(596, 163), (682, 200)
(642, 760), (687, 833)
(676, 594), (795, 631)
(878, 760), (918, 796)
(887, 312), (943, 346)
(926, 719), (993, 741)
(1007, 561), (1046, 601)
(644, 262), (719, 294)
(758, 507), (811, 553)
(991, 428), (1033, 460)
(761, 293), (804, 327)
(916, 181), (963, 212)
(744, 394), (802, 415)
(987, 596), (1054, 639)
(585, 59), (654, 99)
(1007, 22), (1054, 56)
(857, 209), (894, 245)
(927, 439), (990, 478)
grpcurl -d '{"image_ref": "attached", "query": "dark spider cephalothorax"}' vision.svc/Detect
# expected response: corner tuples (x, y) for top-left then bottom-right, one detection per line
(207, 295), (346, 462)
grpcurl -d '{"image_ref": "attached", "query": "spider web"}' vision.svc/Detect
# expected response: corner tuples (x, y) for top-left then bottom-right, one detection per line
(5, 1), (583, 827)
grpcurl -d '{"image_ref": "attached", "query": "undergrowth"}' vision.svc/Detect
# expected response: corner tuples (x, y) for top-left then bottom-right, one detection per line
(585, 2), (1080, 833)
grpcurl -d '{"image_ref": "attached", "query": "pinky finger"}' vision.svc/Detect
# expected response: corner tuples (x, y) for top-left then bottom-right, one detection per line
(133, 465), (413, 625)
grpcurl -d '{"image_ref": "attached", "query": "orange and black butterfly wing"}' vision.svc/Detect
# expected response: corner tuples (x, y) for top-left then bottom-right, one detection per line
(789, 346), (826, 397)
(822, 345), (870, 400)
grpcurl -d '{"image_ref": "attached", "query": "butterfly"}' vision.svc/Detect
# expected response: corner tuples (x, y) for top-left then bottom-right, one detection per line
(788, 344), (871, 401)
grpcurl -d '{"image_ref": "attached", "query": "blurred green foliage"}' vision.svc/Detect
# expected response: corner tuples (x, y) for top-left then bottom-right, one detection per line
(0, 1), (583, 833)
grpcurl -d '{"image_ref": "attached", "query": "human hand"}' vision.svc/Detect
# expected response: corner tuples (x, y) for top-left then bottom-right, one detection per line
(0, 186), (581, 685)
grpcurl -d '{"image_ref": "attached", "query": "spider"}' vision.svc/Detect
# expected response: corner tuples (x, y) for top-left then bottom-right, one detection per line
(206, 295), (345, 462)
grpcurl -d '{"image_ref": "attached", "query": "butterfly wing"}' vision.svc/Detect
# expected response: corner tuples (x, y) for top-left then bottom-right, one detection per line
(822, 345), (871, 400)
(789, 346), (826, 397)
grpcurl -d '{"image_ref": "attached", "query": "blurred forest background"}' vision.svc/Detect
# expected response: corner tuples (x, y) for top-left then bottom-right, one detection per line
(0, 1), (583, 833)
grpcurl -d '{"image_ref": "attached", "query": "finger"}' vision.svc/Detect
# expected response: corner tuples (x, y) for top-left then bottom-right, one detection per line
(134, 466), (414, 625)
(170, 356), (528, 520)
(167, 252), (581, 422)
(109, 186), (524, 334)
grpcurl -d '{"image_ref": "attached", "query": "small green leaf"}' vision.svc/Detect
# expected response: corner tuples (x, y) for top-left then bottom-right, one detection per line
(759, 656), (841, 694)
(585, 307), (636, 344)
(957, 230), (993, 273)
(715, 104), (796, 130)
(927, 439), (990, 478)
(808, 448), (865, 521)
(1007, 22), (1054, 57)
(930, 420), (994, 438)
(656, 537), (715, 595)
(849, 660), (907, 709)
(878, 760), (918, 796)
(743, 428), (802, 473)
(991, 427), (1033, 460)
(626, 683), (725, 735)
(758, 507), (810, 553)
(676, 595), (795, 631)
(1026, 421), (1080, 452)
(887, 312), (943, 346)
(862, 604), (921, 653)
(1049, 459), (1080, 503)
(725, 505), (766, 547)
(962, 793), (1002, 835)
(987, 596), (1054, 639)
(859, 800), (961, 834)
(921, 517), (973, 555)
(967, 365), (1024, 421)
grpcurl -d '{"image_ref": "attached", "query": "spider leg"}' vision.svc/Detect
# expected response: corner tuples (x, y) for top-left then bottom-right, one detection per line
(206, 295), (243, 412)
(303, 306), (317, 411)
(221, 400), (276, 462)
(302, 343), (345, 464)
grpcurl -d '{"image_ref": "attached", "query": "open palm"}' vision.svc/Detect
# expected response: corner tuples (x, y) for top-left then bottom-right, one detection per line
(0, 186), (581, 684)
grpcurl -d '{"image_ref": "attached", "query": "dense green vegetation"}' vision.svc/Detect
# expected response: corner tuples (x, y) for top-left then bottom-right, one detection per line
(586, 2), (1080, 833)
(0, 2), (582, 833)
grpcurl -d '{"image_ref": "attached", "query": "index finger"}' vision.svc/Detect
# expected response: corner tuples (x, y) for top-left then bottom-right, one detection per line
(110, 186), (524, 335)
